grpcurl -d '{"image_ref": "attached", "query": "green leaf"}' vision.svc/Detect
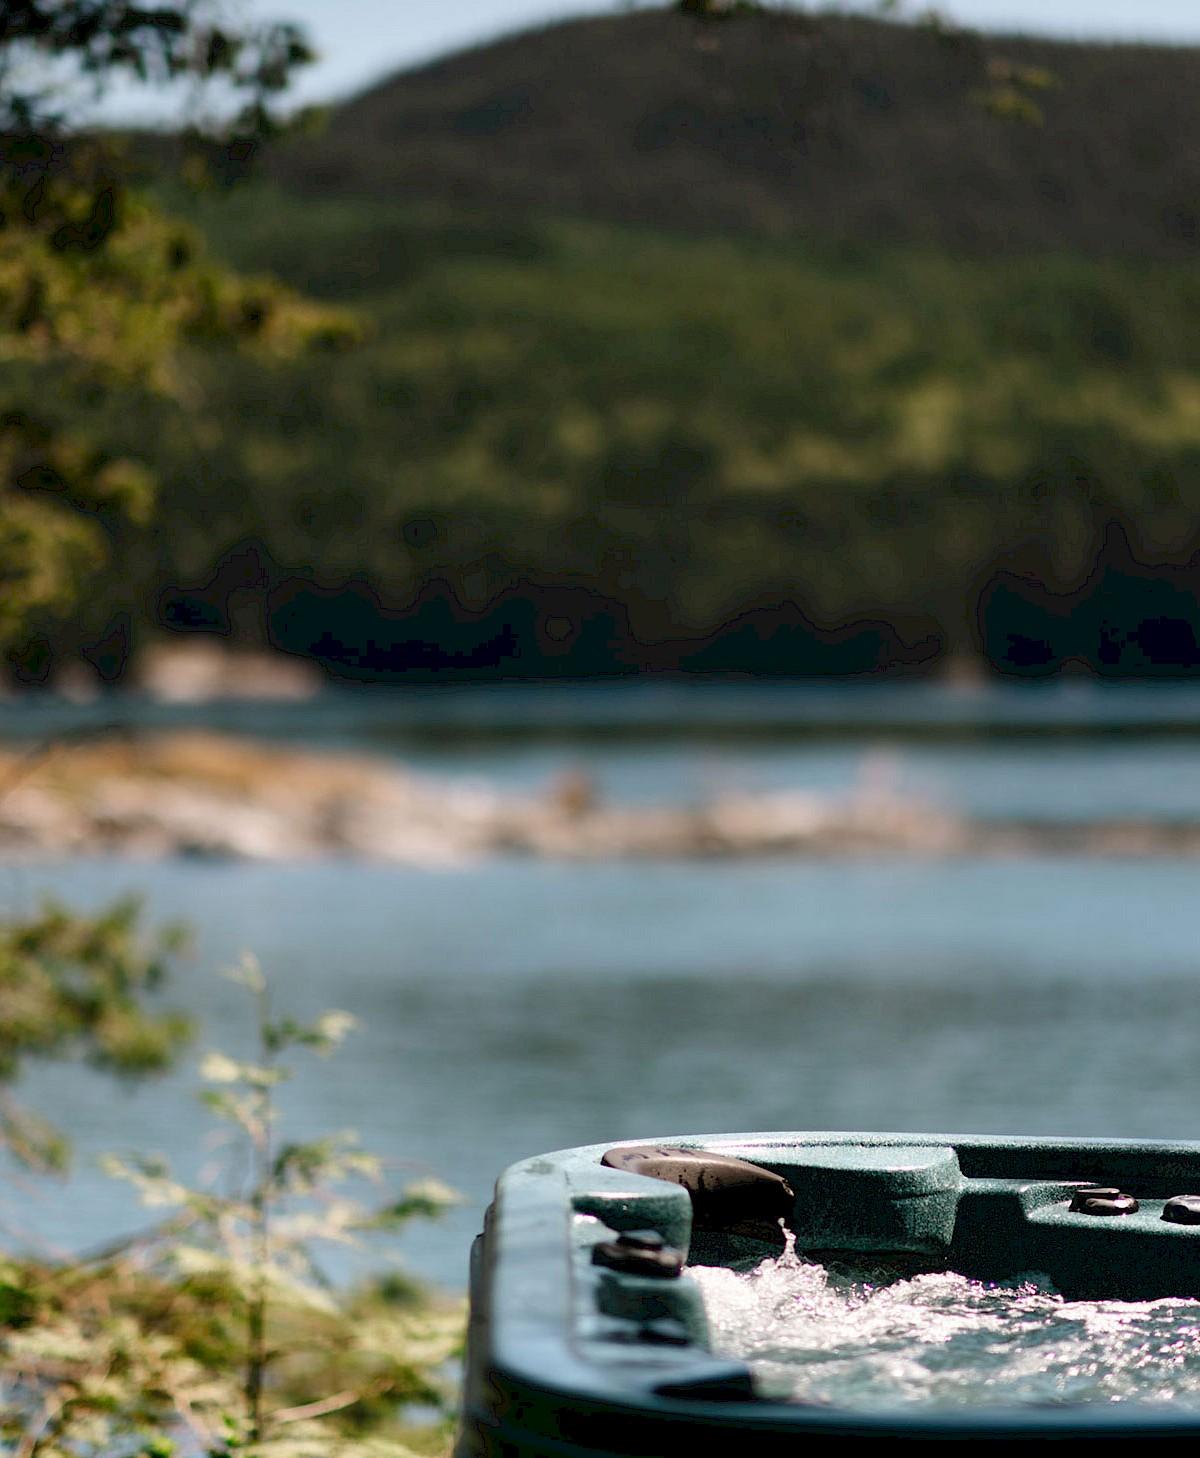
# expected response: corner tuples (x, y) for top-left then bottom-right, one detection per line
(223, 951), (266, 994)
(310, 1009), (358, 1049)
(200, 1050), (286, 1088)
(198, 1088), (259, 1126)
(199, 1050), (242, 1083)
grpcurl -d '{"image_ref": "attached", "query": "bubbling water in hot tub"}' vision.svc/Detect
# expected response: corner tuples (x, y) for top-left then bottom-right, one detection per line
(688, 1228), (1200, 1408)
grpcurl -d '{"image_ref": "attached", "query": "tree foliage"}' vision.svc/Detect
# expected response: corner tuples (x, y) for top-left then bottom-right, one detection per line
(0, 2), (314, 134)
(2, 961), (461, 1457)
(0, 2), (358, 671)
(114, 191), (1200, 677)
(0, 894), (190, 1170)
(0, 3), (360, 1165)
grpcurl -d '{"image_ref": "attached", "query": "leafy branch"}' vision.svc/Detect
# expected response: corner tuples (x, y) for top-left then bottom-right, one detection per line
(37, 954), (464, 1456)
(0, 3), (362, 676)
(0, 894), (191, 1174)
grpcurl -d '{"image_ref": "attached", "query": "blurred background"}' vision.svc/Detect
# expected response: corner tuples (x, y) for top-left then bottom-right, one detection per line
(9, 0), (1200, 1298)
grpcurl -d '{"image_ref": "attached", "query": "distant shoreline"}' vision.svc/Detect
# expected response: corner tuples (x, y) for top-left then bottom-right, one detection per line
(14, 675), (1200, 743)
(2, 728), (1199, 865)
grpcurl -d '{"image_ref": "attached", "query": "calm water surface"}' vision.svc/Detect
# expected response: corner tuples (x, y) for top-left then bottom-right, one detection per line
(5, 686), (1200, 1290)
(7, 848), (1200, 1291)
(397, 736), (1200, 822)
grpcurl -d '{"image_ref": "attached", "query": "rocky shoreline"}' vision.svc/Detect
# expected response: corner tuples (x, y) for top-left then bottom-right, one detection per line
(0, 730), (1196, 864)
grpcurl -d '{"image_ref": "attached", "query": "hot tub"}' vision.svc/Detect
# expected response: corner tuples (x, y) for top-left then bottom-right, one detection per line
(458, 1132), (1200, 1453)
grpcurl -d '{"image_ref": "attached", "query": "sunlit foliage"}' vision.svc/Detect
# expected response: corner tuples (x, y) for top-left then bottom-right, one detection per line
(0, 3), (358, 669)
(1, 963), (461, 1456)
(0, 895), (190, 1169)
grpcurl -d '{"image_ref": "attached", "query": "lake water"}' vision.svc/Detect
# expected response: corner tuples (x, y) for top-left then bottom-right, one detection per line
(5, 682), (1200, 1293)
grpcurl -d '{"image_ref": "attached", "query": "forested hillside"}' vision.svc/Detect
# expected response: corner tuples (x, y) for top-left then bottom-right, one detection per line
(268, 8), (1200, 259)
(38, 7), (1200, 683)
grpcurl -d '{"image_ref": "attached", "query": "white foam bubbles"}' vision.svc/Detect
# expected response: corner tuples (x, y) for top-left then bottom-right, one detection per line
(688, 1230), (1200, 1408)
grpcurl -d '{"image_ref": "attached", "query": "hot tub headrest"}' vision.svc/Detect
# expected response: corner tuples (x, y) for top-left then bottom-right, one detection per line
(601, 1144), (794, 1238)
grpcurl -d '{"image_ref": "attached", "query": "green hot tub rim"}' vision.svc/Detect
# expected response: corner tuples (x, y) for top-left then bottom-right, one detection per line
(459, 1131), (1200, 1454)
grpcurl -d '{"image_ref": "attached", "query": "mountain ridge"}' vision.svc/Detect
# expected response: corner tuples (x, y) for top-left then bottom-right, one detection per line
(265, 8), (1200, 258)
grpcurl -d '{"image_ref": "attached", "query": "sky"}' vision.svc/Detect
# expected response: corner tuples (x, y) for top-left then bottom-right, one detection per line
(89, 1), (1200, 124)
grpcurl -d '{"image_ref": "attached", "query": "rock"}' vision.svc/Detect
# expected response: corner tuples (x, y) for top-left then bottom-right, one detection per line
(132, 638), (324, 703)
(0, 727), (1196, 865)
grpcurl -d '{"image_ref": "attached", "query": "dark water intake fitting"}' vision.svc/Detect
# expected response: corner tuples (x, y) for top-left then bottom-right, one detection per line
(601, 1145), (794, 1240)
(591, 1228), (685, 1279)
